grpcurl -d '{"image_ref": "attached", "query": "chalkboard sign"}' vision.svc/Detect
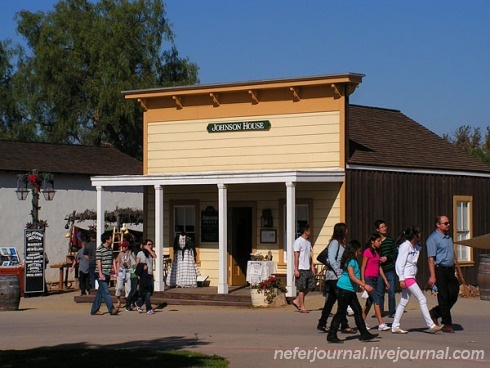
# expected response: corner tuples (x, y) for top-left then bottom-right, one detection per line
(201, 206), (219, 242)
(24, 229), (45, 294)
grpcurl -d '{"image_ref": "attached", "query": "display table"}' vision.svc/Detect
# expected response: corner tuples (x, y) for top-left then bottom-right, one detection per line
(50, 262), (72, 290)
(246, 261), (276, 285)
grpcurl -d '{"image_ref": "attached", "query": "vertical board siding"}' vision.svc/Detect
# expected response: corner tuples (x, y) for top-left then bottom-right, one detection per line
(347, 169), (490, 286)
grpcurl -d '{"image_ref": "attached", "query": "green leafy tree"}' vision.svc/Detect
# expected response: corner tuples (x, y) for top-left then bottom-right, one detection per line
(0, 40), (38, 141)
(8, 0), (198, 159)
(443, 125), (490, 166)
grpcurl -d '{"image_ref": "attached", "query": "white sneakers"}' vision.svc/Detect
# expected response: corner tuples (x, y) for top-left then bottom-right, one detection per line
(378, 323), (390, 331)
(391, 326), (408, 334)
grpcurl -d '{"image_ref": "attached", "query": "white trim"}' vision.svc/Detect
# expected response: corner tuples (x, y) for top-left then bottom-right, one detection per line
(154, 185), (164, 291)
(91, 169), (345, 187)
(347, 164), (490, 178)
(218, 183), (228, 294)
(286, 181), (296, 297)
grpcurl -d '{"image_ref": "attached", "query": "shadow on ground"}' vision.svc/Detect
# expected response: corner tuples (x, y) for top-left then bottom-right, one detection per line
(0, 337), (228, 368)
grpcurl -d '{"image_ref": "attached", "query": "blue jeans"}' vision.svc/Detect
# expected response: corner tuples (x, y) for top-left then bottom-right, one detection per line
(90, 274), (115, 314)
(377, 269), (396, 315)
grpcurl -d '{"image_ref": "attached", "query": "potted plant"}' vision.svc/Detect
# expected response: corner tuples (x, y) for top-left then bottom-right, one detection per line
(250, 276), (287, 306)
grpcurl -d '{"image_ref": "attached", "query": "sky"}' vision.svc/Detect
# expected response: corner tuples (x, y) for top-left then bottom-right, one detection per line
(1, 0), (489, 138)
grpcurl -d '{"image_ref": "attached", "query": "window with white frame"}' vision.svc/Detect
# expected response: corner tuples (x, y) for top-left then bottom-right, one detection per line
(174, 205), (196, 242)
(454, 197), (472, 262)
(283, 204), (309, 262)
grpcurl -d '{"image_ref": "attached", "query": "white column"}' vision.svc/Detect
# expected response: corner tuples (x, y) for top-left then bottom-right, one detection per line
(96, 186), (104, 246)
(154, 185), (164, 291)
(217, 183), (229, 294)
(286, 181), (296, 297)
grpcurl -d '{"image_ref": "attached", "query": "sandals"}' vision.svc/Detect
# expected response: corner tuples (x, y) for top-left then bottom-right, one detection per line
(341, 327), (355, 334)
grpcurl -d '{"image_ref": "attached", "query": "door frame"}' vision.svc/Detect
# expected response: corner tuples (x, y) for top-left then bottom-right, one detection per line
(227, 201), (257, 285)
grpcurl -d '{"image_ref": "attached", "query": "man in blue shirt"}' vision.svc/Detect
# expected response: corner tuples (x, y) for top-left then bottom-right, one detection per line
(426, 215), (459, 333)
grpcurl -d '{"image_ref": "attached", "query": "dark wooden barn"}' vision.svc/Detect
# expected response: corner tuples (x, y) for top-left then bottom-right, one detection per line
(345, 105), (490, 287)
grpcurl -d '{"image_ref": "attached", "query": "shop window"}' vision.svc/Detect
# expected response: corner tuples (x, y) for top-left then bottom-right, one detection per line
(174, 205), (196, 243)
(454, 196), (473, 263)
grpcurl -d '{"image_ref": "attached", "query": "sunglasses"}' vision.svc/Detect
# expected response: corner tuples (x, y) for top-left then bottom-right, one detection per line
(441, 222), (450, 226)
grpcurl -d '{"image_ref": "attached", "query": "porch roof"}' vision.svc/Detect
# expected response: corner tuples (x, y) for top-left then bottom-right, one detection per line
(91, 169), (345, 187)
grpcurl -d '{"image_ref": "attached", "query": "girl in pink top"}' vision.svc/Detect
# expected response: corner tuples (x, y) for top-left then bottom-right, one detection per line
(361, 233), (390, 331)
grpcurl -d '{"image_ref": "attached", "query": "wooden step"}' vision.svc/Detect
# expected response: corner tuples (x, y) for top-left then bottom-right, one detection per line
(74, 288), (253, 307)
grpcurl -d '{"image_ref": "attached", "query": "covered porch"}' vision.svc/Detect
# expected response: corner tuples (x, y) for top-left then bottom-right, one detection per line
(91, 169), (344, 297)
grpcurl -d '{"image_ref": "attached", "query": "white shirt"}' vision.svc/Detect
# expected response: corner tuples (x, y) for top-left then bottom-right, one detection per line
(395, 240), (421, 281)
(293, 236), (312, 270)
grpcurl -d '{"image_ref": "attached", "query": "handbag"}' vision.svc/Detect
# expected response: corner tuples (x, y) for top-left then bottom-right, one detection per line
(316, 241), (341, 275)
(361, 290), (369, 299)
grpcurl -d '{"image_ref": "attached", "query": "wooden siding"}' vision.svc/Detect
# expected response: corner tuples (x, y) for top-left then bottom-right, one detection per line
(146, 112), (340, 173)
(346, 169), (490, 286)
(144, 182), (342, 286)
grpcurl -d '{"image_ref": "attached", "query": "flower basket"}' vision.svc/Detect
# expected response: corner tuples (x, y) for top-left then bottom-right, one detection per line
(250, 288), (268, 307)
(250, 276), (287, 307)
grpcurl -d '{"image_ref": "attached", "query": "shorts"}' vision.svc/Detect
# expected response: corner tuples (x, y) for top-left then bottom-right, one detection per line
(365, 276), (381, 304)
(295, 269), (316, 291)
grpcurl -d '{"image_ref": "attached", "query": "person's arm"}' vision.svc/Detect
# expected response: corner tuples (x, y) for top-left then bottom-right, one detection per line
(329, 241), (342, 276)
(428, 257), (436, 287)
(395, 243), (409, 289)
(379, 267), (389, 290)
(294, 251), (300, 277)
(347, 265), (373, 293)
(426, 236), (437, 287)
(360, 255), (368, 283)
(145, 245), (157, 259)
(97, 259), (104, 280)
(310, 252), (315, 276)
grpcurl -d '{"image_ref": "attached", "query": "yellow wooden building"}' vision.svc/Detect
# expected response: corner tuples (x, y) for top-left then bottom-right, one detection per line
(91, 73), (364, 296)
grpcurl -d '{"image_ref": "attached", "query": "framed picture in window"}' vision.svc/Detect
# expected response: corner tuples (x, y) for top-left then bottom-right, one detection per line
(260, 229), (277, 244)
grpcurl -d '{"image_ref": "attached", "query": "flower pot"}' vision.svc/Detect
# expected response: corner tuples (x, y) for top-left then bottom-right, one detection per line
(250, 288), (268, 307)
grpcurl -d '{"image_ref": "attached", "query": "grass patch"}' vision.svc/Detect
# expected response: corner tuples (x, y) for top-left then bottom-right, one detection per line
(0, 349), (228, 368)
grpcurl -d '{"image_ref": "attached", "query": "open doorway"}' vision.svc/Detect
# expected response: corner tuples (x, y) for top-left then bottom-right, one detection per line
(228, 206), (253, 286)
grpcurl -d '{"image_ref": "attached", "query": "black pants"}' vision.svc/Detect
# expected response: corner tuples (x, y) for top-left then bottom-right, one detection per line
(318, 280), (349, 328)
(329, 288), (369, 337)
(430, 266), (459, 326)
(125, 277), (139, 309)
(79, 271), (90, 295)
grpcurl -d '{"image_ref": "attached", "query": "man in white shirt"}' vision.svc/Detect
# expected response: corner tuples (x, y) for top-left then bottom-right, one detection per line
(292, 224), (316, 313)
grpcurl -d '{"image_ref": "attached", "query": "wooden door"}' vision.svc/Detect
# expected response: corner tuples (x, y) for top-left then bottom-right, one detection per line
(228, 206), (253, 286)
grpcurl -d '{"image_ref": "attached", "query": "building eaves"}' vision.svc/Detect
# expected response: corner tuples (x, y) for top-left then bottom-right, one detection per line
(0, 141), (142, 176)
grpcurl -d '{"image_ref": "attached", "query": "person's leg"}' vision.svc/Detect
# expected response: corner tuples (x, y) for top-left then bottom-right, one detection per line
(98, 276), (115, 313)
(376, 271), (386, 316)
(89, 265), (96, 290)
(362, 277), (377, 320)
(386, 270), (397, 316)
(318, 280), (337, 328)
(349, 291), (378, 340)
(327, 288), (349, 342)
(434, 267), (453, 326)
(79, 271), (88, 295)
(407, 283), (435, 328)
(145, 291), (152, 311)
(126, 278), (138, 309)
(447, 271), (460, 321)
(392, 288), (410, 329)
(90, 279), (103, 314)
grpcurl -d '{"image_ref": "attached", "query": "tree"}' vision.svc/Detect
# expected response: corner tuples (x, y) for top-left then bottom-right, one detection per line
(5, 0), (198, 159)
(443, 125), (490, 166)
